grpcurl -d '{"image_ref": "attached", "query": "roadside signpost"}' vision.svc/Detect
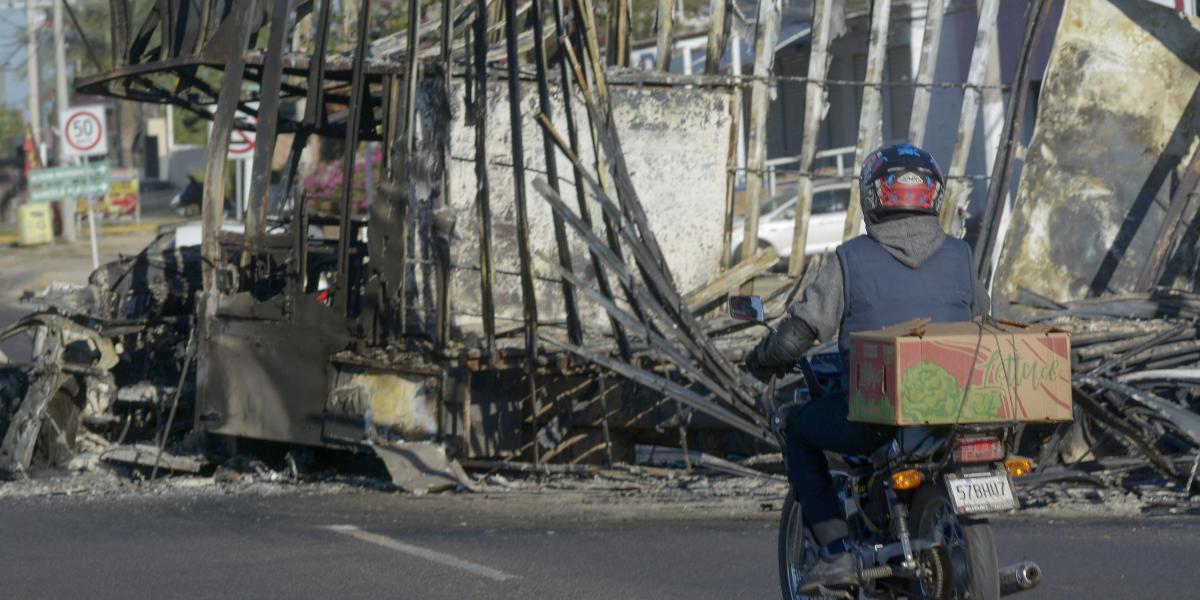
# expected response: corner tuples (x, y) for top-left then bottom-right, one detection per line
(60, 105), (109, 159)
(28, 162), (110, 202)
(55, 105), (110, 269)
(228, 126), (256, 158)
(31, 161), (110, 269)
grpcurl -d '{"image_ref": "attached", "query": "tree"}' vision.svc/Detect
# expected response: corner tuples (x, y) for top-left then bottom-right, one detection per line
(64, 0), (157, 75)
(0, 107), (26, 157)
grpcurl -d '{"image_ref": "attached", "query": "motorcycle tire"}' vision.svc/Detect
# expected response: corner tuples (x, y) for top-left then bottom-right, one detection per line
(910, 485), (1000, 600)
(777, 491), (836, 600)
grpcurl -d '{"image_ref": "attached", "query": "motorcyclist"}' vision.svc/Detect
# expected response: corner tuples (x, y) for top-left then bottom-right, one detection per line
(745, 143), (989, 592)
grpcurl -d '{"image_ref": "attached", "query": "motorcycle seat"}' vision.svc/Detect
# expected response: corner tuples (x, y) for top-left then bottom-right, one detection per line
(871, 426), (943, 466)
(831, 427), (942, 473)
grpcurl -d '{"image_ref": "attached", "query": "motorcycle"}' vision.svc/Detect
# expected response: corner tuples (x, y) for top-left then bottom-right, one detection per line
(728, 295), (1043, 600)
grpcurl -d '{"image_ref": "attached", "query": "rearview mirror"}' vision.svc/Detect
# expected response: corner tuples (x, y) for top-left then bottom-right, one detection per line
(728, 295), (765, 323)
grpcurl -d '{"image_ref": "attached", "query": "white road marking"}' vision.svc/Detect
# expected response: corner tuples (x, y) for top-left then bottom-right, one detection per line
(322, 524), (519, 582)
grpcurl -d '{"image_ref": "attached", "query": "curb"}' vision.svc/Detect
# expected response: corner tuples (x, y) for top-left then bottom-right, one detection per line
(0, 220), (168, 246)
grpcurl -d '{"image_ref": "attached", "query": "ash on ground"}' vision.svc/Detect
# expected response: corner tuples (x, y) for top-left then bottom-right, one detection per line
(4, 452), (1199, 522)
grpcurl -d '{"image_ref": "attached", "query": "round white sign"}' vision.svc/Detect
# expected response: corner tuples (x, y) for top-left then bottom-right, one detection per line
(60, 106), (109, 158)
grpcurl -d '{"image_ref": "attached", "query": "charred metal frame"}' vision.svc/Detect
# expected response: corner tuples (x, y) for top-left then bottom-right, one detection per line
(75, 0), (754, 465)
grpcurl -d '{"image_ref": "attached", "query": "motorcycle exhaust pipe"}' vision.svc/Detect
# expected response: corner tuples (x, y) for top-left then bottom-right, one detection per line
(1000, 560), (1042, 596)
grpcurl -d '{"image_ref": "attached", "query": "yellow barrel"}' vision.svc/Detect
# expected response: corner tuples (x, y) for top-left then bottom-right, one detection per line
(17, 203), (53, 246)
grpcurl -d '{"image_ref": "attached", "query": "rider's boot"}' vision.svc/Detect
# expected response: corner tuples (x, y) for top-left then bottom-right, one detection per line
(799, 541), (859, 593)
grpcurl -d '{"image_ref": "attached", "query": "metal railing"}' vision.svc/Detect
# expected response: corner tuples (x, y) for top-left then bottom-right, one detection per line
(764, 146), (856, 196)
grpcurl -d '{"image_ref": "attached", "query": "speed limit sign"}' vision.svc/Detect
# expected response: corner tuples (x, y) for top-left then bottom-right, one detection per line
(60, 105), (109, 159)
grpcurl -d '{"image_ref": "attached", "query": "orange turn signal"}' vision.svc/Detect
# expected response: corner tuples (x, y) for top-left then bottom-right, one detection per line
(891, 469), (923, 490)
(1005, 457), (1035, 478)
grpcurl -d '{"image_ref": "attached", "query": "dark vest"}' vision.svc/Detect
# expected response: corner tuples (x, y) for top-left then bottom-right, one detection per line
(835, 235), (975, 389)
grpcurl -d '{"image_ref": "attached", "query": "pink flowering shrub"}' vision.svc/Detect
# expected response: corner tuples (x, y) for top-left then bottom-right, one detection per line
(302, 144), (383, 216)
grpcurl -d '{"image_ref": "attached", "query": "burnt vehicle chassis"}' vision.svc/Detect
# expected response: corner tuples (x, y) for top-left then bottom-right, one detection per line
(1, 233), (200, 475)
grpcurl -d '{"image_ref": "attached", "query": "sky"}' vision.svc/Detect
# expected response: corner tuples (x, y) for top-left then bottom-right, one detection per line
(0, 4), (34, 112)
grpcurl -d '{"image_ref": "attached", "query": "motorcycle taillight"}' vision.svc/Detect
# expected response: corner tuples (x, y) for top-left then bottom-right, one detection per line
(953, 436), (1003, 463)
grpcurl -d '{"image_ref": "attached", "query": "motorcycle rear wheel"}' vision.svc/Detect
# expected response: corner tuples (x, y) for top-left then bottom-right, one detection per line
(910, 486), (1000, 600)
(778, 491), (839, 600)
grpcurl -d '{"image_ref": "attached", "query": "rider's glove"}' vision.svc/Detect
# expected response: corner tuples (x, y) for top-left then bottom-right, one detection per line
(744, 317), (819, 381)
(744, 335), (790, 381)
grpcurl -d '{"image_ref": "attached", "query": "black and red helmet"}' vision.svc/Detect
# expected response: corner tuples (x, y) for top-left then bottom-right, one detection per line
(858, 143), (945, 217)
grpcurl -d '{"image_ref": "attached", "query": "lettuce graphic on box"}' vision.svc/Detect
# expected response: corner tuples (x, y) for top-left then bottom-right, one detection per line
(900, 361), (1005, 422)
(852, 389), (895, 422)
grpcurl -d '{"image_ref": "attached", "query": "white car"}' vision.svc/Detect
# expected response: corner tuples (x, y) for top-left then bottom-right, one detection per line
(730, 182), (854, 267)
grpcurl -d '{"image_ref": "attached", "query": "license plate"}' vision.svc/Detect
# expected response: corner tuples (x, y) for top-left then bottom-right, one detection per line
(944, 470), (1017, 514)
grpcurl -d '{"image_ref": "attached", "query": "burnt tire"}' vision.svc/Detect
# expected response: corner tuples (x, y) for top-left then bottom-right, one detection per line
(33, 379), (82, 469)
(910, 485), (1000, 600)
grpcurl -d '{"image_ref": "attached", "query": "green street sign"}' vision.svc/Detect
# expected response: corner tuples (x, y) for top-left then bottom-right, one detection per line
(29, 162), (110, 203)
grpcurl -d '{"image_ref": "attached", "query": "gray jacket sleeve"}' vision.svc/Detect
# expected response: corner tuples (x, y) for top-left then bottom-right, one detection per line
(748, 257), (844, 369)
(787, 256), (844, 342)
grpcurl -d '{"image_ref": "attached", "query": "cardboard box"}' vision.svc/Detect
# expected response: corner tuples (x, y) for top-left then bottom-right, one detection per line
(848, 320), (1073, 425)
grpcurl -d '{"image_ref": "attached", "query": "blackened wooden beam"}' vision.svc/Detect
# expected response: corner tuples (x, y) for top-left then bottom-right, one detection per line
(974, 0), (1055, 283)
(842, 0), (890, 241)
(535, 250), (740, 407)
(654, 0), (676, 72)
(503, 0), (543, 464)
(245, 0), (291, 248)
(532, 173), (764, 420)
(562, 31), (648, 345)
(286, 0), (334, 297)
(437, 0), (456, 351)
(907, 0), (948, 146)
(940, 0), (999, 233)
(435, 3), (456, 440)
(686, 247), (779, 311)
(531, 0), (583, 346)
(304, 0), (332, 126)
(395, 0), (422, 332)
(471, 0), (497, 355)
(1136, 146), (1200, 291)
(201, 0), (257, 291)
(574, 0), (610, 106)
(786, 0), (833, 277)
(739, 0), (780, 278)
(605, 0), (630, 67)
(596, 376), (614, 466)
(552, 0), (631, 359)
(539, 335), (773, 444)
(564, 94), (755, 402)
(110, 0), (131, 68)
(703, 0), (729, 75)
(334, 0), (371, 316)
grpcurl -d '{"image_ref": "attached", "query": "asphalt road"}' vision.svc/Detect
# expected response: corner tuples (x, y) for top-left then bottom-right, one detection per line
(2, 271), (1197, 599)
(0, 490), (1197, 599)
(0, 303), (30, 362)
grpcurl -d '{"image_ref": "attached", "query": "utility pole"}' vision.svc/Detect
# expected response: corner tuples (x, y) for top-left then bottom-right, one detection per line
(26, 0), (41, 148)
(53, 0), (67, 150)
(53, 0), (75, 241)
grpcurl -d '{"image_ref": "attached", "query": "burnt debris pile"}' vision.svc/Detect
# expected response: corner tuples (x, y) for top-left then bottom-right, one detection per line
(1007, 292), (1200, 509)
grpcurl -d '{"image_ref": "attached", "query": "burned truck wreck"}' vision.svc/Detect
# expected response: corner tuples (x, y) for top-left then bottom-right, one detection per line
(1, 232), (201, 474)
(2, 0), (760, 484)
